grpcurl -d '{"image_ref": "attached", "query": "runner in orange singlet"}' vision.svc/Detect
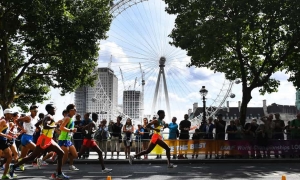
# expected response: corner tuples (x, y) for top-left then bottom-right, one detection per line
(129, 110), (176, 168)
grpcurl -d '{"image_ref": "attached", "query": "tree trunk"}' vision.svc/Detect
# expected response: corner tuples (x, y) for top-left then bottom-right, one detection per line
(0, 100), (12, 110)
(239, 87), (253, 126)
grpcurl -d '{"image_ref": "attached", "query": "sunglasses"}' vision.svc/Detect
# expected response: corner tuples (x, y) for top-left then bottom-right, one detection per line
(70, 109), (77, 112)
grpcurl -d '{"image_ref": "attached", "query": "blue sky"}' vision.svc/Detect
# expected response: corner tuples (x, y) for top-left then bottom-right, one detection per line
(6, 0), (297, 122)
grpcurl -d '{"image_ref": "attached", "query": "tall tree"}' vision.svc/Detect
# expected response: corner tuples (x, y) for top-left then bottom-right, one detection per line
(164, 0), (300, 125)
(0, 0), (112, 111)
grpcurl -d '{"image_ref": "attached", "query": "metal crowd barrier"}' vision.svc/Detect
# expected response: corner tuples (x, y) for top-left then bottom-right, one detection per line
(70, 131), (299, 157)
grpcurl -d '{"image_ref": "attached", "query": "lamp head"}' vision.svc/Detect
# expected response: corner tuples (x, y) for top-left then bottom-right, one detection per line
(199, 86), (208, 97)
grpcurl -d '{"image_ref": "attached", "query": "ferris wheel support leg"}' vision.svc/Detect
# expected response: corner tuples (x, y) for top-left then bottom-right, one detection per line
(161, 67), (171, 120)
(151, 68), (162, 116)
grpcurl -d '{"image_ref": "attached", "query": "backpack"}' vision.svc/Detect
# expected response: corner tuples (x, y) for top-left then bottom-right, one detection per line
(95, 128), (108, 141)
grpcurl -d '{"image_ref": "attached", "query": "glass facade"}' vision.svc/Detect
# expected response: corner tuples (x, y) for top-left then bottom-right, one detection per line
(74, 67), (118, 122)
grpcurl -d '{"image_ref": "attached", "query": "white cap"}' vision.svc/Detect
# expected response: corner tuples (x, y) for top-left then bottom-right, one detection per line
(3, 109), (13, 114)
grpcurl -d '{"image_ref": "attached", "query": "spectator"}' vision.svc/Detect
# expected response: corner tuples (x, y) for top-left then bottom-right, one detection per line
(215, 114), (226, 140)
(96, 119), (109, 159)
(108, 120), (114, 137)
(226, 120), (237, 158)
(272, 113), (285, 158)
(73, 114), (82, 152)
(142, 118), (150, 159)
(110, 116), (123, 159)
(134, 124), (144, 159)
(290, 113), (300, 139)
(285, 121), (291, 140)
(166, 117), (178, 159)
(192, 129), (201, 159)
(256, 124), (269, 158)
(244, 119), (259, 158)
(215, 114), (226, 159)
(234, 119), (244, 140)
(226, 120), (237, 140)
(202, 117), (214, 159)
(261, 114), (274, 158)
(123, 118), (134, 159)
(178, 114), (191, 159)
(290, 113), (300, 157)
(80, 113), (92, 159)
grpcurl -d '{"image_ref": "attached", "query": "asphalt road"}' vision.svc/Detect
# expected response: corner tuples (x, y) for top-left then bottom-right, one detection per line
(5, 162), (300, 180)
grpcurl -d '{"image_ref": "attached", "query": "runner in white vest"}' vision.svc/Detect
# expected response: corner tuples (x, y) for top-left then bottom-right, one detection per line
(15, 105), (39, 171)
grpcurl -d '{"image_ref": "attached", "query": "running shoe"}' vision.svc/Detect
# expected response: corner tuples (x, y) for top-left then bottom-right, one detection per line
(50, 173), (56, 179)
(1, 174), (12, 179)
(102, 168), (112, 173)
(128, 155), (134, 165)
(56, 173), (69, 180)
(17, 159), (25, 171)
(167, 163), (177, 168)
(69, 165), (79, 171)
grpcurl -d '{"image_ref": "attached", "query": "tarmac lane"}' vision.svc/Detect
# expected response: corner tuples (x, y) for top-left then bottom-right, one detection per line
(6, 163), (300, 180)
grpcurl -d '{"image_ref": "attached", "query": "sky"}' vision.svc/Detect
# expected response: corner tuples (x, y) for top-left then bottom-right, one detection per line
(3, 0), (298, 122)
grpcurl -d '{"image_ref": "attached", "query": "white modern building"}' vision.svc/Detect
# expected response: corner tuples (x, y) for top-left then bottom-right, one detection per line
(75, 67), (118, 121)
(123, 90), (141, 122)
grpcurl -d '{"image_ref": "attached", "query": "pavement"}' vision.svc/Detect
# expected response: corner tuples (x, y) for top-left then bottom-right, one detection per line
(6, 162), (300, 180)
(46, 152), (300, 164)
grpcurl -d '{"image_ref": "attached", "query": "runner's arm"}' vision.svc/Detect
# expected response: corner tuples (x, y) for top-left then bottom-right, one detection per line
(42, 116), (57, 129)
(35, 120), (43, 131)
(91, 123), (97, 133)
(0, 120), (11, 139)
(56, 119), (63, 125)
(146, 120), (160, 132)
(18, 116), (31, 123)
(16, 116), (30, 131)
(60, 117), (73, 132)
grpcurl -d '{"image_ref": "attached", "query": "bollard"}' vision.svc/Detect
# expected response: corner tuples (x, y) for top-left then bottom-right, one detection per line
(107, 175), (112, 180)
(282, 175), (286, 180)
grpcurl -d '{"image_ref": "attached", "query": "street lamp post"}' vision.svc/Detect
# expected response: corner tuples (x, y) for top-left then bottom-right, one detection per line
(199, 86), (208, 122)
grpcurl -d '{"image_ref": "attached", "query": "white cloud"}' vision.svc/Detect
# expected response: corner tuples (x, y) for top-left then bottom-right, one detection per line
(98, 41), (129, 65)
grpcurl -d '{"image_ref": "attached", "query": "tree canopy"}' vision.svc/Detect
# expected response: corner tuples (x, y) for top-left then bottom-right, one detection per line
(165, 0), (300, 125)
(0, 0), (112, 111)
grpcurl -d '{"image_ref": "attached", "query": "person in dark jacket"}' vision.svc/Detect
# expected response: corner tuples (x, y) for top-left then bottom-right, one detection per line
(192, 129), (201, 158)
(73, 114), (82, 152)
(202, 117), (215, 159)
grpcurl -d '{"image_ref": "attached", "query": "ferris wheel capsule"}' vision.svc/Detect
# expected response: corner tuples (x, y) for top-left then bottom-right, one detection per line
(235, 79), (241, 84)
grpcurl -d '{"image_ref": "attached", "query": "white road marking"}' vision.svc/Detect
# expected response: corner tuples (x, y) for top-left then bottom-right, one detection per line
(16, 176), (47, 178)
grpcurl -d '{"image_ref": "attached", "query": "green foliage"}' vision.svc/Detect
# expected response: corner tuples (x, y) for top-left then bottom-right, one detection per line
(165, 0), (300, 92)
(0, 0), (112, 109)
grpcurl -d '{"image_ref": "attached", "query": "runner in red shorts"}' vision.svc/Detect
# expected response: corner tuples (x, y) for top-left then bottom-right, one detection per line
(77, 113), (112, 173)
(129, 110), (176, 168)
(10, 104), (69, 179)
